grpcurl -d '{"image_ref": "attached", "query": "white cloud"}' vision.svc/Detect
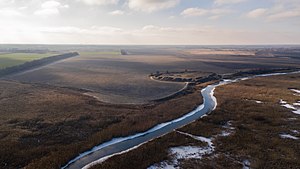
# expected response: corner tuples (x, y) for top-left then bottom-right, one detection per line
(181, 8), (208, 17)
(34, 1), (69, 16)
(41, 1), (61, 9)
(181, 8), (232, 18)
(168, 15), (176, 19)
(78, 0), (119, 5)
(18, 6), (28, 10)
(245, 1), (300, 21)
(109, 10), (124, 16)
(90, 26), (123, 33)
(39, 26), (123, 34)
(266, 0), (300, 20)
(214, 0), (247, 6)
(127, 0), (180, 12)
(0, 0), (15, 7)
(0, 8), (23, 17)
(141, 25), (176, 32)
(246, 8), (267, 18)
(268, 9), (300, 20)
(34, 8), (60, 16)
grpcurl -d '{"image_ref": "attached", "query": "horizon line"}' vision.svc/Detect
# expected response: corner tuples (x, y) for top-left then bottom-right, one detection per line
(1, 43), (300, 46)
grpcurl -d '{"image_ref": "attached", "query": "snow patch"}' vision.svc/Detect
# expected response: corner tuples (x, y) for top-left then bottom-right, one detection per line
(219, 130), (233, 137)
(280, 99), (287, 104)
(293, 109), (300, 115)
(176, 131), (214, 148)
(219, 121), (235, 137)
(280, 134), (299, 140)
(149, 131), (215, 169)
(223, 121), (235, 130)
(291, 89), (300, 94)
(282, 104), (297, 110)
(291, 89), (300, 96)
(279, 99), (300, 115)
(243, 160), (251, 169)
(210, 88), (217, 110)
(147, 161), (176, 169)
(287, 118), (297, 121)
(293, 103), (300, 106)
(255, 100), (263, 104)
(170, 146), (213, 160)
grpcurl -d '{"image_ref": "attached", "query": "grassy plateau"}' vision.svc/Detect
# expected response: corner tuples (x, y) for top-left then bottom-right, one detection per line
(0, 52), (57, 69)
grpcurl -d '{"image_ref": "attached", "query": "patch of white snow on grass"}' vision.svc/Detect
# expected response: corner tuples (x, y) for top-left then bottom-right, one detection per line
(243, 160), (251, 169)
(176, 131), (214, 148)
(280, 99), (287, 104)
(170, 146), (212, 160)
(280, 134), (299, 140)
(291, 130), (299, 134)
(255, 100), (263, 104)
(293, 103), (300, 106)
(223, 121), (235, 130)
(218, 121), (235, 137)
(282, 104), (297, 110)
(291, 89), (300, 96)
(280, 101), (300, 115)
(293, 109), (300, 115)
(148, 131), (215, 169)
(291, 89), (300, 94)
(219, 130), (233, 137)
(147, 161), (176, 169)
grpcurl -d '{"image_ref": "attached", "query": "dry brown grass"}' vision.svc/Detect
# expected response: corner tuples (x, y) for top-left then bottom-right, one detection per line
(0, 79), (202, 169)
(184, 49), (256, 56)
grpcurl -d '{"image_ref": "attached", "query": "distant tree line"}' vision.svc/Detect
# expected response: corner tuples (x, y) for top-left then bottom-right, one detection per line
(120, 49), (128, 55)
(223, 67), (300, 79)
(0, 52), (79, 78)
(0, 48), (50, 54)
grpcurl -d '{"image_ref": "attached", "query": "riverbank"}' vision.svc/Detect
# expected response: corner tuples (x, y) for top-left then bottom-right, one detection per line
(149, 76), (191, 102)
(90, 73), (300, 169)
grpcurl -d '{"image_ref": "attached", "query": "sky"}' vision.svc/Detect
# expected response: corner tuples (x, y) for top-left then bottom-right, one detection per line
(0, 0), (300, 45)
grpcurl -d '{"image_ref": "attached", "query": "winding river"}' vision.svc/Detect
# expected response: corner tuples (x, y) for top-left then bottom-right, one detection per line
(62, 71), (299, 169)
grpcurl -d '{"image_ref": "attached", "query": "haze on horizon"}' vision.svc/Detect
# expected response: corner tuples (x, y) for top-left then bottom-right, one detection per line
(1, 0), (300, 45)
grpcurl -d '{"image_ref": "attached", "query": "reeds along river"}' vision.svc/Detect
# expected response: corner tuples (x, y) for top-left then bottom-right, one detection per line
(62, 71), (300, 169)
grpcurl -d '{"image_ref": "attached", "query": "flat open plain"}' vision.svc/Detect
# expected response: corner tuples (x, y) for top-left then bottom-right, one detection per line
(6, 46), (300, 104)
